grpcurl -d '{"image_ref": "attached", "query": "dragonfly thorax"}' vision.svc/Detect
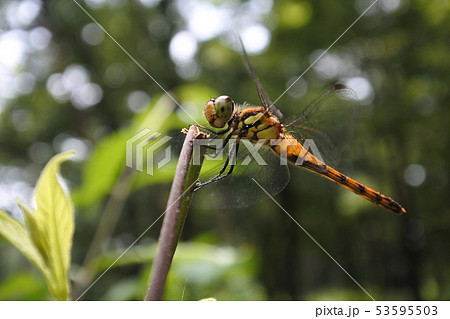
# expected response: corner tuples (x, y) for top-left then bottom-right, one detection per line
(204, 95), (236, 128)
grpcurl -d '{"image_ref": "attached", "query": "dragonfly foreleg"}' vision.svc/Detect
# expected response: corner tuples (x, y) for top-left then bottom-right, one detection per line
(204, 133), (233, 159)
(193, 141), (239, 192)
(196, 124), (230, 136)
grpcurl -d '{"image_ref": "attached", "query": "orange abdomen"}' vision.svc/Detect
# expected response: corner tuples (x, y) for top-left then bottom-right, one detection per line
(272, 135), (406, 214)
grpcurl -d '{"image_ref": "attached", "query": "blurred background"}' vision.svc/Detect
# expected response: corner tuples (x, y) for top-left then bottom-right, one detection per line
(0, 0), (449, 300)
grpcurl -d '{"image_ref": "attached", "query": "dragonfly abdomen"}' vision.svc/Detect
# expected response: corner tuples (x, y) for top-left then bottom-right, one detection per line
(272, 135), (407, 214)
(271, 134), (325, 166)
(304, 162), (406, 214)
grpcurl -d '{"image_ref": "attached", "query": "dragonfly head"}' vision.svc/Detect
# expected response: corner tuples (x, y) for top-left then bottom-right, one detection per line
(204, 95), (236, 128)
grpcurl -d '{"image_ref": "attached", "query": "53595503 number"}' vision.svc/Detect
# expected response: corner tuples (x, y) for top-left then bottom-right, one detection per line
(376, 305), (437, 316)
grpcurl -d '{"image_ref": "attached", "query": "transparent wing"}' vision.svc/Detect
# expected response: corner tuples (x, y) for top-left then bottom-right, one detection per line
(239, 37), (284, 119)
(284, 84), (360, 167)
(192, 138), (290, 209)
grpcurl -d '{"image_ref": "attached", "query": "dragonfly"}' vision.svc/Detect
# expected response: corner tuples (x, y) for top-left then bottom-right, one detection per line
(192, 46), (406, 215)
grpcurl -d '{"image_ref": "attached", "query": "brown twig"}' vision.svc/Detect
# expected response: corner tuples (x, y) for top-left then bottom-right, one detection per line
(145, 125), (207, 301)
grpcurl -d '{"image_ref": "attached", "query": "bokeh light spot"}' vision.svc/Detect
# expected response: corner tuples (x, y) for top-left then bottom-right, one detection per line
(345, 77), (374, 105)
(104, 63), (127, 88)
(286, 76), (307, 99)
(0, 30), (28, 71)
(380, 0), (402, 13)
(28, 142), (53, 164)
(71, 83), (103, 110)
(241, 25), (271, 55)
(60, 137), (91, 161)
(137, 0), (161, 8)
(127, 90), (150, 113)
(28, 26), (52, 51)
(311, 51), (341, 80)
(278, 1), (312, 29)
(169, 31), (198, 64)
(404, 164), (426, 187)
(81, 23), (105, 46)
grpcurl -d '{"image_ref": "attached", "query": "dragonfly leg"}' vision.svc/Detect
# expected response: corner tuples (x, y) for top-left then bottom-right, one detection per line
(193, 141), (239, 192)
(204, 133), (233, 159)
(195, 124), (230, 136)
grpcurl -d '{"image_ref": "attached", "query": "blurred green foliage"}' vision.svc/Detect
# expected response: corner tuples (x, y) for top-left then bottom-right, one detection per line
(0, 0), (449, 300)
(0, 152), (75, 300)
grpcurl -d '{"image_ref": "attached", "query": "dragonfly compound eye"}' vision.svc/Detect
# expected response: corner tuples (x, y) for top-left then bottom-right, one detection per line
(203, 95), (235, 128)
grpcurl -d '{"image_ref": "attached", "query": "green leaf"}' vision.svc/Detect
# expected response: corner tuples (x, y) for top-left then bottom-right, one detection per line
(16, 199), (48, 263)
(73, 93), (179, 208)
(0, 209), (48, 277)
(72, 131), (126, 208)
(32, 151), (75, 300)
(0, 152), (75, 300)
(0, 271), (49, 300)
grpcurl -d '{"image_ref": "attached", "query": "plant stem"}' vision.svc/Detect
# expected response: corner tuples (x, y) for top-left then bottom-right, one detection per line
(73, 167), (134, 298)
(145, 125), (207, 301)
